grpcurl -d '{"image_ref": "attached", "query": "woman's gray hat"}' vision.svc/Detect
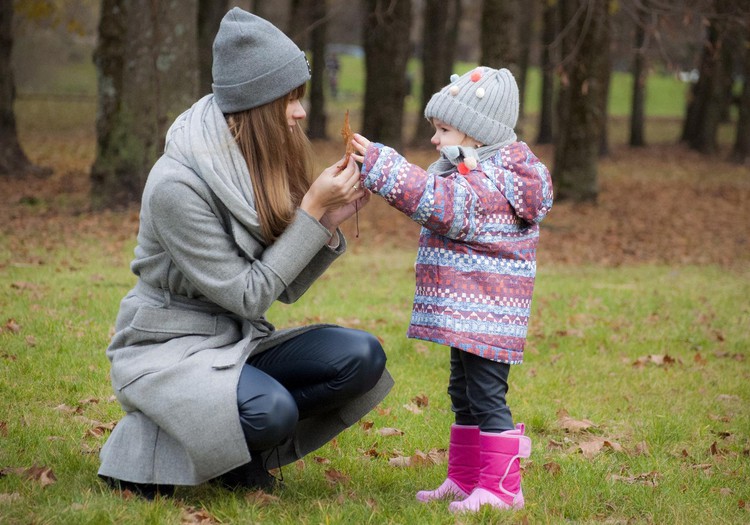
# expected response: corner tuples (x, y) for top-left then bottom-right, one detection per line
(212, 8), (310, 113)
(425, 67), (519, 146)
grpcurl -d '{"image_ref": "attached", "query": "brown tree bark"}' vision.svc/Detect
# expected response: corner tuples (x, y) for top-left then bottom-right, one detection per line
(536, 0), (557, 145)
(306, 0), (328, 140)
(731, 11), (750, 164)
(553, 0), (609, 202)
(91, 0), (198, 209)
(629, 1), (648, 147)
(198, 0), (228, 97)
(517, 0), (536, 124)
(362, 0), (412, 151)
(0, 1), (48, 177)
(412, 0), (460, 146)
(480, 0), (518, 72)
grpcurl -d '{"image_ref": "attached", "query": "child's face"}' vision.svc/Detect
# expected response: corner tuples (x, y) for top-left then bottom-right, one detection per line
(430, 119), (479, 151)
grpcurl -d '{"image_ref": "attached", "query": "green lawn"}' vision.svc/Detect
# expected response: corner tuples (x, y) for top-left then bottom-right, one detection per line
(1, 234), (748, 524)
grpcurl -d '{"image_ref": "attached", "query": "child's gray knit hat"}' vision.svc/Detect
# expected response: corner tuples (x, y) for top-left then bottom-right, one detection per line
(425, 66), (519, 146)
(212, 8), (310, 113)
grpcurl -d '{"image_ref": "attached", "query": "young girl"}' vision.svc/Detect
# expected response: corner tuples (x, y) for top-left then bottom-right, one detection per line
(352, 66), (553, 513)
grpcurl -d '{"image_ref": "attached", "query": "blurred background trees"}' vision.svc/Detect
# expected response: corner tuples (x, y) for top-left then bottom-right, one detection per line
(5, 0), (750, 207)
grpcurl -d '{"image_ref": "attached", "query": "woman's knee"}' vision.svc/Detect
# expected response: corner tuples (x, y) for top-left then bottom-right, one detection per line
(237, 367), (299, 449)
(348, 331), (386, 388)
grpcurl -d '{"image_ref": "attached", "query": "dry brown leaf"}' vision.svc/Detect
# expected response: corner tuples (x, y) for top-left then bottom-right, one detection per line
(324, 468), (350, 485)
(377, 427), (404, 437)
(245, 490), (280, 506)
(313, 456), (330, 464)
(388, 455), (411, 468)
(337, 110), (354, 169)
(557, 410), (596, 433)
(180, 506), (219, 524)
(607, 471), (661, 486)
(543, 462), (562, 475)
(360, 420), (374, 432)
(402, 403), (422, 414)
(412, 394), (429, 407)
(1, 466), (57, 487)
(4, 319), (21, 334)
(0, 421), (7, 437)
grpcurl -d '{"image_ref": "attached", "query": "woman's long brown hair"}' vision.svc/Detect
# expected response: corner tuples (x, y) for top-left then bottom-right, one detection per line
(226, 84), (313, 243)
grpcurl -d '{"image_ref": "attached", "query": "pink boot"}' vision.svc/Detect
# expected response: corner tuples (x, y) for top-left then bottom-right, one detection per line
(449, 424), (531, 513)
(416, 424), (479, 502)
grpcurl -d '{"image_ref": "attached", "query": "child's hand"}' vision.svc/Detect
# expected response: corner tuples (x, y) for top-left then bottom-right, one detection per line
(351, 133), (371, 164)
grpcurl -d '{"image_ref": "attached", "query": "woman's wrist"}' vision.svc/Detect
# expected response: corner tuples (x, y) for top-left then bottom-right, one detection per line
(300, 194), (326, 220)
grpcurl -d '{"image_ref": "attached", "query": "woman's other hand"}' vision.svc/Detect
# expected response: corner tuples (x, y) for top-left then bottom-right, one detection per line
(301, 156), (367, 225)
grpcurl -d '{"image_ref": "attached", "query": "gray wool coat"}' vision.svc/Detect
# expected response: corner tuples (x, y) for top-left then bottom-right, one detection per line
(98, 95), (393, 486)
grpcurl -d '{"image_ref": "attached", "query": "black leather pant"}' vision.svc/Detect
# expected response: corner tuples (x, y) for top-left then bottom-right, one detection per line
(236, 327), (387, 450)
(448, 347), (514, 432)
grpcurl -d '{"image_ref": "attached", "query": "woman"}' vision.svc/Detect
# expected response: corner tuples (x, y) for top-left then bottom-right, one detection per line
(98, 8), (393, 498)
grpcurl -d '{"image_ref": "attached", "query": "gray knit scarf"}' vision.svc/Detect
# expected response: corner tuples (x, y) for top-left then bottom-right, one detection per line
(165, 94), (264, 242)
(426, 141), (510, 176)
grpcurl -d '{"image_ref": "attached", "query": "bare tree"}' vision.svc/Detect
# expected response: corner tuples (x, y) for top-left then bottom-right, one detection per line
(517, 0), (536, 124)
(198, 0), (228, 97)
(91, 0), (198, 208)
(731, 9), (750, 164)
(413, 0), (461, 145)
(680, 0), (740, 154)
(480, 0), (518, 72)
(629, 0), (649, 147)
(306, 0), (328, 139)
(361, 0), (412, 150)
(553, 0), (610, 202)
(536, 0), (557, 145)
(0, 2), (48, 177)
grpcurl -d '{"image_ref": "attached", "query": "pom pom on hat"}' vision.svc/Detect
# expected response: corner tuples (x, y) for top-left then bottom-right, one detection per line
(212, 8), (311, 113)
(424, 66), (519, 147)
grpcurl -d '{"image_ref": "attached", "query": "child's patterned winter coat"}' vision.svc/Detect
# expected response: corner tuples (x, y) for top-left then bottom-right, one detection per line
(361, 141), (553, 363)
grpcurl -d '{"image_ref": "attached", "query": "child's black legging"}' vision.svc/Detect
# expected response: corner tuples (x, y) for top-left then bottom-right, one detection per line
(235, 326), (386, 451)
(448, 347), (513, 433)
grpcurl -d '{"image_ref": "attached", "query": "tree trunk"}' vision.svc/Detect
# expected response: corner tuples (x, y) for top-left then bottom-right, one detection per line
(198, 0), (227, 97)
(362, 0), (412, 151)
(731, 11), (750, 164)
(629, 1), (648, 147)
(597, 4), (611, 158)
(536, 0), (556, 145)
(0, 1), (47, 177)
(517, 0), (536, 124)
(91, 0), (198, 209)
(480, 0), (518, 72)
(553, 0), (609, 203)
(307, 0), (328, 140)
(413, 0), (459, 146)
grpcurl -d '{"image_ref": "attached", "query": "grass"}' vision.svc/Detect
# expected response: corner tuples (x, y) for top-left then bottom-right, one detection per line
(1, 236), (749, 523)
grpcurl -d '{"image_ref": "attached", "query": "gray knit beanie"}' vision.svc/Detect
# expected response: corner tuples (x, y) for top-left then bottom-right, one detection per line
(212, 8), (310, 113)
(424, 67), (519, 146)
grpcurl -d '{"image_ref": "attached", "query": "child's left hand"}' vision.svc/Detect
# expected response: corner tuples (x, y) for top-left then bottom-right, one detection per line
(351, 133), (371, 164)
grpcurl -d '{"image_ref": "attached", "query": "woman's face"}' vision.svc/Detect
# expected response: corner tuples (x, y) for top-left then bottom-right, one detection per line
(286, 99), (306, 129)
(430, 119), (478, 151)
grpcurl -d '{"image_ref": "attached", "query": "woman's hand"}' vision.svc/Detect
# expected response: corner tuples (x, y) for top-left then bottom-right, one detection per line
(301, 156), (366, 223)
(351, 133), (371, 164)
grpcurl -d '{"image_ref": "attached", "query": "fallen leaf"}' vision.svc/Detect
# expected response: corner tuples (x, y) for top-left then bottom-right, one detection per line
(180, 506), (219, 524)
(245, 490), (280, 506)
(402, 403), (422, 414)
(360, 420), (374, 431)
(313, 456), (330, 464)
(557, 410), (596, 433)
(0, 421), (7, 437)
(607, 471), (661, 486)
(1, 466), (57, 487)
(25, 335), (36, 347)
(324, 468), (350, 485)
(412, 394), (429, 407)
(4, 319), (21, 334)
(377, 427), (404, 437)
